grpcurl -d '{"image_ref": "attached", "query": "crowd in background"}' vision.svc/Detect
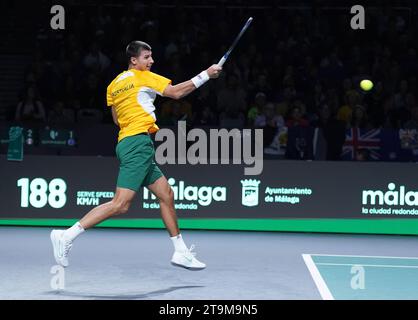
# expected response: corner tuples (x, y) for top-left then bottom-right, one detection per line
(9, 1), (418, 160)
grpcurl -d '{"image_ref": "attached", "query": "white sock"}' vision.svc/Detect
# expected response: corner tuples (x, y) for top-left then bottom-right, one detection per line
(170, 234), (188, 252)
(63, 222), (85, 241)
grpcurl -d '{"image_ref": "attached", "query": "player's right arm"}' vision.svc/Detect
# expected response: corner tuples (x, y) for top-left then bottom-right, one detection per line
(106, 80), (119, 126)
(163, 64), (222, 100)
(111, 106), (119, 126)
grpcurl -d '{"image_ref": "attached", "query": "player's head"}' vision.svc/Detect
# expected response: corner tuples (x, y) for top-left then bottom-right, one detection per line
(126, 41), (154, 71)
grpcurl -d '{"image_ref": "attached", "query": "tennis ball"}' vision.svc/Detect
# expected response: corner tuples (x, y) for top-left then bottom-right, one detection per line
(360, 79), (374, 91)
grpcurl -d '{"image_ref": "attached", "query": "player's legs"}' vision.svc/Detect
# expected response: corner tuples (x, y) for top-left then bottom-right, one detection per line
(147, 176), (179, 237)
(147, 175), (206, 270)
(79, 133), (153, 230)
(51, 133), (152, 267)
(51, 187), (136, 267)
(79, 187), (136, 229)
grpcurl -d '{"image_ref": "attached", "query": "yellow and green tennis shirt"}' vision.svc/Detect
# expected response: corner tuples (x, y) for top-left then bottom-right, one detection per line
(106, 69), (171, 142)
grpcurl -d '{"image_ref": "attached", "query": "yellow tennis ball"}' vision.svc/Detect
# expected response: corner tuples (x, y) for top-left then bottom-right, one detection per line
(360, 79), (374, 91)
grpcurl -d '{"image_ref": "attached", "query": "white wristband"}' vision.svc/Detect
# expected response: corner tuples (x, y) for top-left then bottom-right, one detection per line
(191, 70), (210, 88)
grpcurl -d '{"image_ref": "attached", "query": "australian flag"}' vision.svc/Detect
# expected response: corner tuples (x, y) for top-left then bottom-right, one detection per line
(342, 128), (381, 160)
(342, 128), (406, 161)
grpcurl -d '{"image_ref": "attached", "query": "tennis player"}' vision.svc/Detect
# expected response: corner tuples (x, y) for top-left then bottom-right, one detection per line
(51, 41), (222, 270)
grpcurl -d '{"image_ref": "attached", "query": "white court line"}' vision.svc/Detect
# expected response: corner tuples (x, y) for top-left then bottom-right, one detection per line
(302, 254), (334, 300)
(316, 263), (418, 269)
(309, 254), (418, 260)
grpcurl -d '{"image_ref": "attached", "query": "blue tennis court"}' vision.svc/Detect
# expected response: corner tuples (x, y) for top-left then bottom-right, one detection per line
(303, 254), (418, 299)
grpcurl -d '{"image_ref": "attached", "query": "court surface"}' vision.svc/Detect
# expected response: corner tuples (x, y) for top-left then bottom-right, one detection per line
(303, 254), (418, 299)
(0, 226), (417, 300)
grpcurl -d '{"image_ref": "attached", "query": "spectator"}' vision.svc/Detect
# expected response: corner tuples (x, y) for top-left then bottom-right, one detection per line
(193, 105), (217, 126)
(337, 91), (361, 128)
(164, 33), (179, 60)
(250, 74), (273, 100)
(351, 105), (371, 129)
(275, 86), (296, 118)
(217, 73), (247, 122)
(83, 42), (111, 72)
(308, 82), (326, 113)
(367, 81), (385, 127)
(79, 73), (105, 110)
(341, 78), (357, 98)
(15, 86), (46, 123)
(189, 83), (216, 114)
(247, 92), (267, 126)
(159, 99), (193, 126)
(254, 102), (285, 148)
(48, 100), (75, 126)
(312, 104), (346, 160)
(381, 96), (399, 129)
(394, 79), (409, 109)
(282, 65), (295, 88)
(404, 106), (418, 130)
(286, 105), (309, 128)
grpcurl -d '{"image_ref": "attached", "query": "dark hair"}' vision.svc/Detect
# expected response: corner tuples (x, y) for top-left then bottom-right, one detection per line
(126, 41), (152, 64)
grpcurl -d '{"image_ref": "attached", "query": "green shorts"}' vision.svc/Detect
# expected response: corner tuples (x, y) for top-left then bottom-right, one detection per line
(115, 133), (163, 192)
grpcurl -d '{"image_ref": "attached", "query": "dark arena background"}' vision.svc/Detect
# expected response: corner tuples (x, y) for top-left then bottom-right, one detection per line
(1, 0), (418, 306)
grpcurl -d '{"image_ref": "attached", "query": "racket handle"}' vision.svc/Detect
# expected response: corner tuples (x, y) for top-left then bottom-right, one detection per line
(218, 56), (227, 67)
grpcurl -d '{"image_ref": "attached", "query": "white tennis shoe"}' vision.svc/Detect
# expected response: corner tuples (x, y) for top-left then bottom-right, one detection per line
(50, 230), (73, 267)
(171, 244), (206, 270)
